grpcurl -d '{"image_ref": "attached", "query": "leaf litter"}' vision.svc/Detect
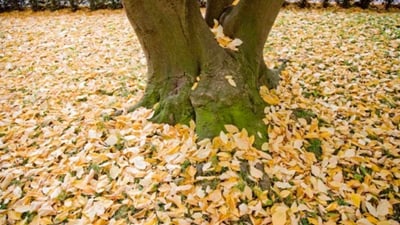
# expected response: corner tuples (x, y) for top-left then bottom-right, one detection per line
(0, 8), (399, 225)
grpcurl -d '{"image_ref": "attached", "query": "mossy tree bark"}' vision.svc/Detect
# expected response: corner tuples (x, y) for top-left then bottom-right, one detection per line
(123, 0), (284, 147)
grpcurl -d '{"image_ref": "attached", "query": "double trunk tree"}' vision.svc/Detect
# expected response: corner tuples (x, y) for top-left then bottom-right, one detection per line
(123, 0), (284, 147)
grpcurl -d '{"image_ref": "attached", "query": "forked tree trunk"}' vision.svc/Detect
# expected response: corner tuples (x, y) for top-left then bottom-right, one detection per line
(123, 0), (284, 147)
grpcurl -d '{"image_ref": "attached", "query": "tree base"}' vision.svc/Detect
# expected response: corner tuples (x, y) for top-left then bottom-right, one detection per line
(122, 0), (285, 149)
(126, 57), (279, 148)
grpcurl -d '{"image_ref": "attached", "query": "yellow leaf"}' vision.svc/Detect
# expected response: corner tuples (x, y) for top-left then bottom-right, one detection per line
(377, 221), (391, 225)
(93, 219), (107, 225)
(293, 139), (303, 149)
(194, 147), (211, 160)
(280, 190), (291, 198)
(232, 0), (240, 5)
(132, 156), (148, 170)
(226, 194), (239, 217)
(272, 205), (288, 225)
(250, 165), (263, 179)
(218, 36), (232, 47)
(262, 94), (280, 105)
(105, 134), (118, 146)
(225, 124), (239, 133)
(219, 131), (229, 144)
(143, 215), (158, 225)
(341, 221), (356, 225)
(261, 142), (269, 151)
(191, 82), (198, 90)
(225, 76), (237, 87)
(226, 38), (243, 51)
(109, 164), (121, 179)
(366, 215), (379, 224)
(275, 181), (292, 189)
(38, 202), (57, 216)
(307, 217), (319, 225)
(316, 179), (329, 194)
(228, 78), (237, 87)
(350, 193), (362, 208)
(326, 202), (338, 211)
(238, 203), (249, 216)
(260, 86), (280, 105)
(208, 189), (223, 202)
(376, 199), (390, 217)
(234, 135), (250, 150)
(366, 201), (378, 217)
(7, 210), (22, 221)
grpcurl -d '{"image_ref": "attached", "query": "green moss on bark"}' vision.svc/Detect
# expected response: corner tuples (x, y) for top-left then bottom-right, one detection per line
(124, 0), (284, 149)
(194, 101), (267, 148)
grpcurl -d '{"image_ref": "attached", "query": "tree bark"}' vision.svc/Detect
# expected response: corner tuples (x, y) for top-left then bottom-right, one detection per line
(123, 0), (284, 147)
(357, 0), (372, 9)
(385, 0), (393, 10)
(205, 0), (233, 27)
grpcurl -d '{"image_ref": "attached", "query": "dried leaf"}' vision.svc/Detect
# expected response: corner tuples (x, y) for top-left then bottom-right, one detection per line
(1, 9), (399, 225)
(105, 134), (118, 146)
(272, 205), (288, 225)
(226, 38), (243, 51)
(376, 200), (390, 217)
(350, 193), (362, 208)
(132, 156), (148, 170)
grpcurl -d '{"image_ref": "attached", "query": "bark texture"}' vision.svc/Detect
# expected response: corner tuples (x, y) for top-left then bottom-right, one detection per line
(123, 0), (284, 147)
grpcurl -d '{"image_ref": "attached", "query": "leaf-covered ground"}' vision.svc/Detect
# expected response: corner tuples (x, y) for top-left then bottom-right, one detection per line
(0, 8), (399, 225)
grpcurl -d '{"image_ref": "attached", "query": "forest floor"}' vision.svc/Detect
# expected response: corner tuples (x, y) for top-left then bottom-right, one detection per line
(0, 8), (399, 225)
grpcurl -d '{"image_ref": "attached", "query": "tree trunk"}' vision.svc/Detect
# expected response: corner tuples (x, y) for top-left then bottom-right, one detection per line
(358, 0), (372, 9)
(322, 0), (330, 8)
(123, 0), (284, 147)
(69, 0), (78, 12)
(298, 0), (309, 8)
(385, 0), (393, 10)
(339, 0), (351, 8)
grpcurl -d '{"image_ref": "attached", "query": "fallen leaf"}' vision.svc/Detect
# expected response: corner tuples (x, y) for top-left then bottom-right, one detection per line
(272, 205), (288, 225)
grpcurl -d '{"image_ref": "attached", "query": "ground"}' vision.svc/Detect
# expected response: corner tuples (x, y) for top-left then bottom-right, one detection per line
(0, 8), (399, 225)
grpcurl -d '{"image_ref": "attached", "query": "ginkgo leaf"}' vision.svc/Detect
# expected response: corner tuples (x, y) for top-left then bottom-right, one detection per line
(260, 86), (280, 105)
(225, 75), (237, 87)
(38, 202), (57, 216)
(238, 203), (249, 216)
(225, 124), (239, 133)
(109, 164), (121, 179)
(280, 190), (291, 198)
(250, 165), (264, 179)
(232, 0), (240, 6)
(88, 129), (101, 139)
(326, 202), (338, 211)
(191, 82), (198, 90)
(226, 38), (243, 51)
(261, 142), (269, 151)
(350, 193), (362, 208)
(376, 200), (390, 217)
(272, 205), (288, 225)
(132, 156), (148, 170)
(194, 147), (211, 159)
(366, 201), (378, 217)
(275, 182), (292, 189)
(219, 131), (229, 144)
(211, 20), (242, 51)
(105, 134), (118, 146)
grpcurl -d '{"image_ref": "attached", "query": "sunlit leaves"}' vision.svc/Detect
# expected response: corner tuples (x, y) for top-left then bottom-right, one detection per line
(260, 86), (280, 105)
(211, 19), (243, 51)
(261, 7), (399, 225)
